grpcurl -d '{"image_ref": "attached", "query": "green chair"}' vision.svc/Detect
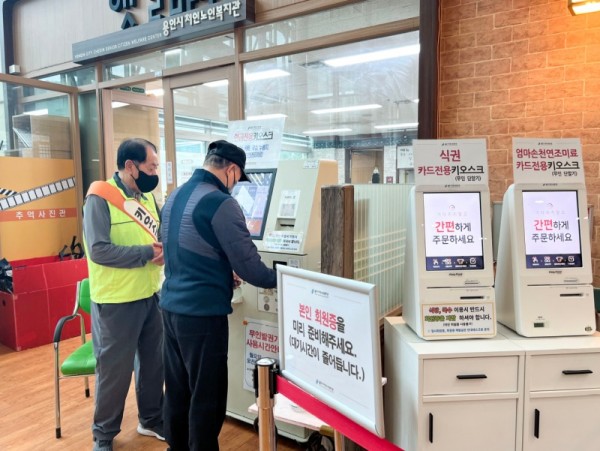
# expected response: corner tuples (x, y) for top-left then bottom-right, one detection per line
(53, 277), (96, 439)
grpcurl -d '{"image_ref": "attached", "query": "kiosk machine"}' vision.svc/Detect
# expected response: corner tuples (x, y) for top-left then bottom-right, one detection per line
(495, 138), (596, 337)
(227, 159), (338, 440)
(403, 139), (496, 340)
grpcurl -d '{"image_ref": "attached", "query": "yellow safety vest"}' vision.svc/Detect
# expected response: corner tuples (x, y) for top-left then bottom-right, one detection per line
(85, 178), (161, 303)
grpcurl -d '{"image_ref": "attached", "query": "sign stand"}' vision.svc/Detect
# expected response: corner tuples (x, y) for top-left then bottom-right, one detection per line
(402, 139), (496, 340)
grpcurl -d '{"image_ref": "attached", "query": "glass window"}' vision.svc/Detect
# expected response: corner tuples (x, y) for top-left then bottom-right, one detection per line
(104, 34), (235, 80)
(244, 31), (420, 157)
(38, 67), (96, 87)
(245, 0), (418, 51)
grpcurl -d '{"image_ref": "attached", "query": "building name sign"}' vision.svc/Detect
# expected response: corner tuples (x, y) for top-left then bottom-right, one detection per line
(72, 0), (254, 64)
(109, 0), (229, 29)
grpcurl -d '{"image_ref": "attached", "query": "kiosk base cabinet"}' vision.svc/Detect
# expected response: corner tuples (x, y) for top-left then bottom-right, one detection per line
(498, 324), (600, 451)
(384, 317), (524, 451)
(384, 317), (600, 451)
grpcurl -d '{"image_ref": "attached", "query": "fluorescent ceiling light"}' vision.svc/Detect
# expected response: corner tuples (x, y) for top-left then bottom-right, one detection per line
(311, 104), (382, 115)
(164, 48), (182, 56)
(323, 44), (420, 67)
(246, 113), (288, 120)
(147, 88), (164, 97)
(111, 101), (129, 109)
(569, 0), (600, 14)
(204, 79), (229, 88)
(24, 109), (48, 116)
(303, 128), (352, 135)
(374, 122), (419, 130)
(245, 69), (290, 82)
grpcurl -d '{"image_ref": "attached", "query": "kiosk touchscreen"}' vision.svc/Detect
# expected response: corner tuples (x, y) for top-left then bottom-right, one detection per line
(231, 169), (277, 240)
(495, 184), (595, 336)
(403, 139), (496, 340)
(226, 159), (338, 442)
(403, 186), (496, 340)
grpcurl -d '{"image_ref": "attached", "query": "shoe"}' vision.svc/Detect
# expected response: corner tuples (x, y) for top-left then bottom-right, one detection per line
(92, 439), (113, 451)
(137, 423), (166, 441)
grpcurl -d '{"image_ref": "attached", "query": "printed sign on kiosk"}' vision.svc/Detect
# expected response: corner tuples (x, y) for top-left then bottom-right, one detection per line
(495, 138), (595, 337)
(402, 139), (496, 340)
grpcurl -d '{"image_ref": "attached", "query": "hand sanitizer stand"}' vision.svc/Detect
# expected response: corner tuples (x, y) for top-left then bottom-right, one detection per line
(403, 139), (496, 340)
(495, 138), (596, 337)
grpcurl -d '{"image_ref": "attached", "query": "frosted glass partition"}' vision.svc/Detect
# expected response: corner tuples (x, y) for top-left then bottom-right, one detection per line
(354, 184), (412, 320)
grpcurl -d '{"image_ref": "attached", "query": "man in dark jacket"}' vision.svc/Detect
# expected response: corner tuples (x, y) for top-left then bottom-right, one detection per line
(159, 140), (277, 451)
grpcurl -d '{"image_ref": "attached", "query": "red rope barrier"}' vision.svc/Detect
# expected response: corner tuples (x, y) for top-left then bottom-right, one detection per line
(276, 375), (403, 451)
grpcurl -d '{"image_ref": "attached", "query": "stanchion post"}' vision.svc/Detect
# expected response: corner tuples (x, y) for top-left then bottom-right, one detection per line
(334, 430), (345, 451)
(255, 357), (278, 451)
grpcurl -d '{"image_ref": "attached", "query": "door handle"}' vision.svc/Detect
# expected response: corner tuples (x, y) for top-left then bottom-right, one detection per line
(429, 413), (434, 443)
(534, 409), (540, 439)
(562, 369), (593, 375)
(456, 374), (488, 380)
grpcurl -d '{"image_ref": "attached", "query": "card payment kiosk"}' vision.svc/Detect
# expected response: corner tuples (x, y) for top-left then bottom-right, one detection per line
(227, 159), (338, 440)
(403, 139), (496, 340)
(495, 139), (595, 336)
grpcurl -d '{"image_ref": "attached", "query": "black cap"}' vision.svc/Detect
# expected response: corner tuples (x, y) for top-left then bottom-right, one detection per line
(206, 140), (249, 181)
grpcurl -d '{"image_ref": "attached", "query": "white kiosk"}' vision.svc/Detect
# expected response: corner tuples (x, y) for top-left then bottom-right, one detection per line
(227, 159), (338, 441)
(495, 138), (596, 337)
(403, 139), (496, 340)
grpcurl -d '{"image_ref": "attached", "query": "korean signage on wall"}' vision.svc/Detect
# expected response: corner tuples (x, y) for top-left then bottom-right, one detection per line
(512, 138), (584, 184)
(73, 0), (254, 63)
(414, 139), (488, 187)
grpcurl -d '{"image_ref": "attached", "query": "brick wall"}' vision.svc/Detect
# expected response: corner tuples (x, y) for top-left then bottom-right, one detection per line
(439, 0), (600, 285)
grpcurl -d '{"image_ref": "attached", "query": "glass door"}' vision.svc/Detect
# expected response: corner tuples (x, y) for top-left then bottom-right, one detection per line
(162, 66), (236, 195)
(101, 82), (164, 202)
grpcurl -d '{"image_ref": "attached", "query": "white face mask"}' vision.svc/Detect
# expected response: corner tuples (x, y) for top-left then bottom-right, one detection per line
(226, 166), (238, 194)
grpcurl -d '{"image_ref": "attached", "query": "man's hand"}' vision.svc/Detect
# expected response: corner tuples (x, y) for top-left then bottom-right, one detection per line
(151, 242), (164, 265)
(233, 271), (243, 288)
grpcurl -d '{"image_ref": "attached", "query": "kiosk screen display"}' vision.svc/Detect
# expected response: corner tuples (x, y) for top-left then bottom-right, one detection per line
(522, 190), (582, 268)
(232, 169), (276, 240)
(423, 192), (484, 271)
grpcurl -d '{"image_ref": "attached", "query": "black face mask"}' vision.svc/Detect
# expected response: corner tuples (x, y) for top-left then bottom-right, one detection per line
(133, 164), (159, 193)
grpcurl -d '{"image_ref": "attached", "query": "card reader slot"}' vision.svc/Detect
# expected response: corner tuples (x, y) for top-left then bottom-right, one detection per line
(559, 293), (583, 297)
(459, 295), (484, 300)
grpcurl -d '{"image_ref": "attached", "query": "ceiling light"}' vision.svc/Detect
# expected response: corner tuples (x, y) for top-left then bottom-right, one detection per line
(311, 104), (382, 115)
(568, 0), (600, 14)
(24, 109), (49, 116)
(245, 69), (290, 82)
(323, 44), (420, 67)
(111, 101), (129, 109)
(204, 80), (229, 88)
(147, 88), (164, 97)
(374, 122), (419, 130)
(303, 128), (352, 135)
(246, 113), (288, 120)
(164, 48), (182, 56)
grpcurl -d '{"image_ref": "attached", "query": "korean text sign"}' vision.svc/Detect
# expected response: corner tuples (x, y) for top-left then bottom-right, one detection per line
(414, 139), (488, 187)
(512, 138), (584, 184)
(277, 266), (384, 437)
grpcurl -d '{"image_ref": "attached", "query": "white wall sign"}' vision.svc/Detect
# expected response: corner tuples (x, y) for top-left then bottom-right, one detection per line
(414, 139), (488, 186)
(512, 138), (584, 184)
(277, 266), (384, 437)
(228, 118), (285, 169)
(396, 146), (414, 169)
(243, 318), (279, 392)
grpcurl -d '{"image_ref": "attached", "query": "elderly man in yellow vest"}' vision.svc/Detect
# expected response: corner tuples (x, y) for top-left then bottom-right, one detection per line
(83, 138), (165, 451)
